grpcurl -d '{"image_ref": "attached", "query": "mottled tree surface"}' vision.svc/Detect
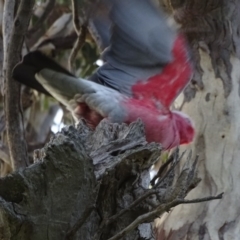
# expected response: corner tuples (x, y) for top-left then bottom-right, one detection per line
(0, 120), (218, 240)
(156, 0), (240, 239)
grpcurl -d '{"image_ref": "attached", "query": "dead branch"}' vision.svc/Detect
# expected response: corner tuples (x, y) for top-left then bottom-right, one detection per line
(150, 149), (177, 186)
(0, 120), (223, 239)
(71, 0), (80, 33)
(107, 194), (223, 240)
(3, 0), (34, 170)
(68, 25), (87, 72)
(68, 0), (87, 73)
(2, 0), (15, 94)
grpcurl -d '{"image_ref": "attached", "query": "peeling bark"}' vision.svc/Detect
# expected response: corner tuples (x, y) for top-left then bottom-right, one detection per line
(157, 51), (240, 240)
(155, 1), (240, 239)
(166, 0), (240, 100)
(0, 120), (221, 239)
(156, 1), (240, 238)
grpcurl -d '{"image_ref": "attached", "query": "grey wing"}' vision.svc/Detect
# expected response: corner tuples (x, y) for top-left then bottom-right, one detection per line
(94, 0), (175, 96)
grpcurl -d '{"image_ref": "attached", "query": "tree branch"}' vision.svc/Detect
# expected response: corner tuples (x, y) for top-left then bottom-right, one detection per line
(154, 150), (185, 188)
(150, 149), (177, 186)
(107, 194), (223, 240)
(0, 120), (225, 239)
(3, 0), (34, 170)
(2, 0), (15, 94)
(68, 25), (87, 73)
(94, 189), (159, 239)
(68, 0), (87, 73)
(71, 0), (80, 33)
(28, 0), (56, 36)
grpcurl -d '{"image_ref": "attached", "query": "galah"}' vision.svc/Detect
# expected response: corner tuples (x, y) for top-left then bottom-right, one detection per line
(12, 0), (195, 150)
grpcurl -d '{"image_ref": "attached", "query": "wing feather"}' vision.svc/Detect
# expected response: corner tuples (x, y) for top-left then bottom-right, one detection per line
(95, 0), (175, 97)
(94, 0), (192, 107)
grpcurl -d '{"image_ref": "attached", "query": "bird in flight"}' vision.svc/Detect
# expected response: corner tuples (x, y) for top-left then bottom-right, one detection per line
(13, 0), (195, 150)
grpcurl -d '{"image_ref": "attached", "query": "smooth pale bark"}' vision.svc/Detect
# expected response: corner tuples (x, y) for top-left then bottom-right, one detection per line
(156, 51), (240, 239)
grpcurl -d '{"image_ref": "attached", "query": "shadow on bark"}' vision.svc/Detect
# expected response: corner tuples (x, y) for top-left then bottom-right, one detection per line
(0, 119), (222, 240)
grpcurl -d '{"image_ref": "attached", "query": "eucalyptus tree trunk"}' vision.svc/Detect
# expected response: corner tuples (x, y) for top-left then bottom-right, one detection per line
(156, 0), (240, 239)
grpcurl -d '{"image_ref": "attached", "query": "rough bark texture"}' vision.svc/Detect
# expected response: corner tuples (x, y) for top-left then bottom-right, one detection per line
(156, 0), (240, 239)
(3, 0), (34, 170)
(0, 120), (216, 240)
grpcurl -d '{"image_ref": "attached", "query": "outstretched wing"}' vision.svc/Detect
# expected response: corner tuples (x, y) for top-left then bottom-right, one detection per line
(131, 35), (193, 108)
(94, 0), (192, 108)
(13, 0), (192, 111)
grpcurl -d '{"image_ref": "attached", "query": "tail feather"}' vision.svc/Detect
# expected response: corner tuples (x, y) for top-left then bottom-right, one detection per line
(12, 51), (74, 96)
(35, 69), (96, 107)
(12, 51), (105, 110)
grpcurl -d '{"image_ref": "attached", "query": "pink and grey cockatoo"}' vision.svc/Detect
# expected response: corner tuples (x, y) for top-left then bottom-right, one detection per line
(12, 0), (194, 150)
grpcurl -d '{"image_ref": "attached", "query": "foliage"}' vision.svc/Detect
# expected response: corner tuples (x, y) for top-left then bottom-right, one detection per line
(0, 0), (99, 175)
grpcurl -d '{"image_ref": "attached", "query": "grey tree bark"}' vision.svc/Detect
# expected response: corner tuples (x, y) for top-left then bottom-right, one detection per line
(156, 0), (240, 239)
(3, 0), (34, 170)
(0, 120), (221, 240)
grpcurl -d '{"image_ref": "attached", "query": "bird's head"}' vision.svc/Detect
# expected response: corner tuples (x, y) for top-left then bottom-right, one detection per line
(172, 110), (195, 145)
